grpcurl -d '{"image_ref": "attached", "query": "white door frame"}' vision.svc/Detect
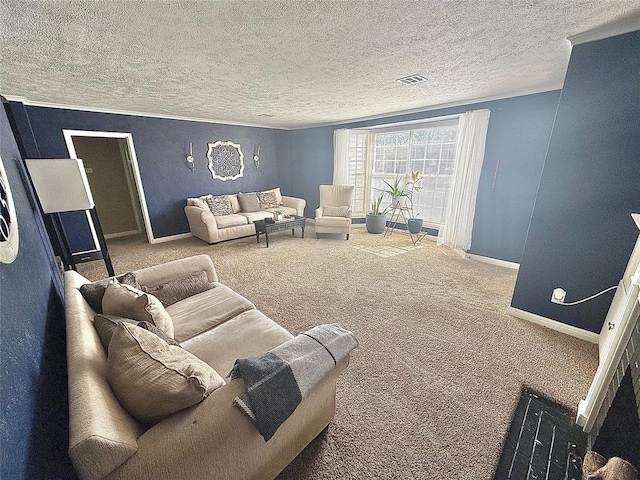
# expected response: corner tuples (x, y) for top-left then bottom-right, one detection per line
(63, 130), (155, 244)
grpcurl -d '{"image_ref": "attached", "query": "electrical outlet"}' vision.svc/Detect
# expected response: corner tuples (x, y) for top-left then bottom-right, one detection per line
(551, 288), (566, 304)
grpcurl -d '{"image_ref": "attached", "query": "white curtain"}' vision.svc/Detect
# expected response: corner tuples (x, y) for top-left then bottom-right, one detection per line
(332, 129), (351, 185)
(437, 109), (490, 251)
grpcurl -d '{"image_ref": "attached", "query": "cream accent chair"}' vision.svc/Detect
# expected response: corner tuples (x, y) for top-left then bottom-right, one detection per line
(314, 185), (355, 240)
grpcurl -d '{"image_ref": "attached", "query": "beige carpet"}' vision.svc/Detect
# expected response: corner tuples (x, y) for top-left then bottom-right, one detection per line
(77, 226), (598, 479)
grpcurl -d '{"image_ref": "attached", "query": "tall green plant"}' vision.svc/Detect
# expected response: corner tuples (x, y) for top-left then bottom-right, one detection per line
(382, 176), (407, 200)
(369, 193), (389, 215)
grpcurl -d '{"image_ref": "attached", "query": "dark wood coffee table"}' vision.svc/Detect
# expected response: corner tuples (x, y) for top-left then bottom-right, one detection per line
(254, 216), (306, 248)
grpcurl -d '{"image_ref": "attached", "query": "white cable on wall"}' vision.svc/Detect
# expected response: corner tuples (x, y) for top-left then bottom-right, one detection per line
(560, 285), (618, 306)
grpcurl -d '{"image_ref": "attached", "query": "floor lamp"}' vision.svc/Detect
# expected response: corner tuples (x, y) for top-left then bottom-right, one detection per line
(25, 158), (114, 276)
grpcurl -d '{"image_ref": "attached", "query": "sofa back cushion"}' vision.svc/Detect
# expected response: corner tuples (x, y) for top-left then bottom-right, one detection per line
(237, 192), (261, 212)
(64, 271), (145, 480)
(107, 323), (225, 425)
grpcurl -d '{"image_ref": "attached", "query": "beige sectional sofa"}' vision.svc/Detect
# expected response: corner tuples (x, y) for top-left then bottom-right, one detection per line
(64, 254), (348, 480)
(185, 188), (306, 244)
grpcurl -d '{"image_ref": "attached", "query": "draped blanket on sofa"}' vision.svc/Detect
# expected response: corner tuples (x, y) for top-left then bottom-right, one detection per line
(229, 324), (358, 441)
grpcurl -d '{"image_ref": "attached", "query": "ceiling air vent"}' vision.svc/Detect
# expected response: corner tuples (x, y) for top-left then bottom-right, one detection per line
(396, 74), (428, 85)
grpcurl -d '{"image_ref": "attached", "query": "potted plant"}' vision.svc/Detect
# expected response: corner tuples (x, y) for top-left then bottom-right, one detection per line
(366, 193), (388, 234)
(273, 208), (285, 221)
(405, 171), (423, 234)
(382, 176), (407, 207)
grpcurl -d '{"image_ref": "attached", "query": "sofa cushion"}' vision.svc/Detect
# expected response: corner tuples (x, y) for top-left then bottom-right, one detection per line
(257, 190), (279, 209)
(315, 216), (351, 227)
(107, 323), (225, 425)
(167, 283), (254, 343)
(79, 272), (140, 313)
(181, 309), (294, 376)
(237, 192), (261, 212)
(239, 211), (273, 223)
(215, 214), (249, 229)
(323, 205), (350, 217)
(206, 195), (233, 216)
(263, 206), (298, 217)
(93, 314), (180, 351)
(102, 282), (175, 338)
(141, 270), (214, 307)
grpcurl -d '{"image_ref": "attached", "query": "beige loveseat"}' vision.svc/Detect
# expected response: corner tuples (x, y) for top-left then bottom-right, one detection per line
(185, 188), (306, 244)
(65, 254), (348, 480)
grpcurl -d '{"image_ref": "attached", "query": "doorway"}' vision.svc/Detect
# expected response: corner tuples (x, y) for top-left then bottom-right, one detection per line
(63, 130), (153, 244)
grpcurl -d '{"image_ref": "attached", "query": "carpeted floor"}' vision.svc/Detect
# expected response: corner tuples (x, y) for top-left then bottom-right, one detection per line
(77, 225), (599, 479)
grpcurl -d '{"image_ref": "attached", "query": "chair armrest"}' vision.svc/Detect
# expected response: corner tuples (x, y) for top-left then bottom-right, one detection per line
(315, 207), (323, 218)
(281, 196), (306, 216)
(133, 254), (218, 286)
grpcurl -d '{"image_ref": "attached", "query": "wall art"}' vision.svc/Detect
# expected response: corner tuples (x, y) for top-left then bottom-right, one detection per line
(0, 155), (19, 264)
(207, 141), (244, 181)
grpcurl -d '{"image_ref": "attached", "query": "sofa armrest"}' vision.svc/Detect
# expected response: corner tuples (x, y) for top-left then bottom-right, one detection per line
(315, 207), (323, 218)
(133, 254), (218, 286)
(185, 206), (220, 244)
(107, 357), (349, 480)
(281, 195), (306, 216)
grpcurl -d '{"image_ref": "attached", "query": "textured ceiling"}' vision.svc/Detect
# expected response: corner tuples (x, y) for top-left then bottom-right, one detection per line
(1, 1), (639, 129)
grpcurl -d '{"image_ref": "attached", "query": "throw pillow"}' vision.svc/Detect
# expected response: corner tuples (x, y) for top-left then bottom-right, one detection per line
(141, 270), (214, 307)
(262, 188), (283, 205)
(93, 314), (180, 352)
(79, 272), (140, 313)
(102, 282), (175, 338)
(206, 195), (233, 216)
(323, 205), (350, 217)
(107, 323), (225, 424)
(237, 193), (261, 213)
(257, 191), (279, 209)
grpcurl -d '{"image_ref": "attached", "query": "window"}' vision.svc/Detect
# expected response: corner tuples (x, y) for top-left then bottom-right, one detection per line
(346, 119), (459, 226)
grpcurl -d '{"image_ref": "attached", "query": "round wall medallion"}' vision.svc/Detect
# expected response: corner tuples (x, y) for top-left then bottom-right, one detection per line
(0, 155), (19, 264)
(207, 141), (244, 181)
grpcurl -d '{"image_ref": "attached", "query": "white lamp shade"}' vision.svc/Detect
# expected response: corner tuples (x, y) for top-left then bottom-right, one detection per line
(26, 159), (95, 213)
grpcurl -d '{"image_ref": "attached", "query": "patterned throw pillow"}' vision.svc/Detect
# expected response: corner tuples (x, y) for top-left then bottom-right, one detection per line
(323, 205), (350, 217)
(206, 195), (233, 216)
(257, 191), (279, 209)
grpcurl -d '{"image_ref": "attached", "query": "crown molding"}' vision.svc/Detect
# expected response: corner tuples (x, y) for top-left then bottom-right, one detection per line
(567, 15), (640, 46)
(0, 95), (284, 130)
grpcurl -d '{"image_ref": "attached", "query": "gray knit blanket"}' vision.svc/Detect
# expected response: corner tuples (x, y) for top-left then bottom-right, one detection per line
(228, 323), (358, 441)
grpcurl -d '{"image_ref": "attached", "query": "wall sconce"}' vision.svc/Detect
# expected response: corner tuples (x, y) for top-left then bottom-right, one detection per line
(253, 144), (260, 169)
(186, 143), (195, 173)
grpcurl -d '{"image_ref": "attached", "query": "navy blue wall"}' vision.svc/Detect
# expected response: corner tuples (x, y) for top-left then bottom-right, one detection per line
(288, 91), (561, 263)
(1, 105), (75, 478)
(511, 31), (640, 333)
(12, 105), (291, 246)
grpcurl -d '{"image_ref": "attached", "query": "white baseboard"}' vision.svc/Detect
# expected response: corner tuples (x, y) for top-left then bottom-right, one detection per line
(104, 230), (141, 240)
(150, 233), (192, 244)
(466, 253), (520, 270)
(506, 306), (599, 343)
